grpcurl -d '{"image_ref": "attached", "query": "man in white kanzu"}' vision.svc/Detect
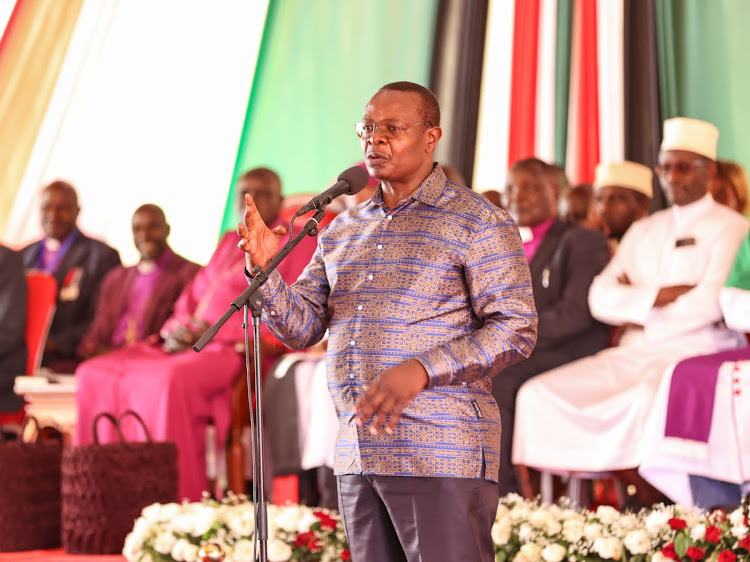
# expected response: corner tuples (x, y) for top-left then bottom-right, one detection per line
(513, 117), (749, 481)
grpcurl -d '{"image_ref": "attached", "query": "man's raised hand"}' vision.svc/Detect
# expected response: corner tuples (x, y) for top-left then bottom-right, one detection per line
(237, 193), (287, 271)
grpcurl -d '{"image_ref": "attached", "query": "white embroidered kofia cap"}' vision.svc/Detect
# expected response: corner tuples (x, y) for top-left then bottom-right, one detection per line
(660, 117), (719, 160)
(594, 161), (654, 199)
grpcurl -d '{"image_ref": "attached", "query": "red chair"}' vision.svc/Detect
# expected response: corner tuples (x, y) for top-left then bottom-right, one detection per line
(24, 272), (58, 375)
(0, 272), (57, 428)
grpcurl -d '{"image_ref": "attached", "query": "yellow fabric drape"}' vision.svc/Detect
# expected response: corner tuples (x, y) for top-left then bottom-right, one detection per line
(0, 0), (84, 235)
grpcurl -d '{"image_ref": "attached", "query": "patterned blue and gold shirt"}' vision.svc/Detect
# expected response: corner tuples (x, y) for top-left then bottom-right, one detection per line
(256, 164), (537, 481)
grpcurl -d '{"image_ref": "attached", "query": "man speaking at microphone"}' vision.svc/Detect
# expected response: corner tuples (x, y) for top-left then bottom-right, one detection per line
(238, 82), (537, 561)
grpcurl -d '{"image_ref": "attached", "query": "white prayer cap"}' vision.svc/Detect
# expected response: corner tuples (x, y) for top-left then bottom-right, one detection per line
(660, 117), (719, 160)
(594, 161), (653, 199)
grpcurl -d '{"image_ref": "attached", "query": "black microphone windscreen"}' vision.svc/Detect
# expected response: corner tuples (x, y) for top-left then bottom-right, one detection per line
(337, 166), (371, 196)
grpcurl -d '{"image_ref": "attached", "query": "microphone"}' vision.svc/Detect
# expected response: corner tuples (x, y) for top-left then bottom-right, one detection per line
(295, 166), (371, 215)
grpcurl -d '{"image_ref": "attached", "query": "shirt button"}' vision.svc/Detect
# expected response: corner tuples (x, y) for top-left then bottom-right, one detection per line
(349, 373), (355, 379)
(357, 305), (363, 311)
(367, 274), (374, 281)
(270, 310), (276, 316)
(387, 215), (393, 221)
(377, 244), (383, 250)
(349, 340), (356, 346)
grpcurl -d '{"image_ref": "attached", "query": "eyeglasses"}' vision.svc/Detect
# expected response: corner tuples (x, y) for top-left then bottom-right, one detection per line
(655, 160), (711, 177)
(355, 120), (431, 140)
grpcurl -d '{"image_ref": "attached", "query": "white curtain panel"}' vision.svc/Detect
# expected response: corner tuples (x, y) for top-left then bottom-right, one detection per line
(5, 0), (268, 266)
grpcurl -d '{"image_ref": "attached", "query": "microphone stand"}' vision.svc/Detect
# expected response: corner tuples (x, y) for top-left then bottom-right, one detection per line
(193, 208), (326, 562)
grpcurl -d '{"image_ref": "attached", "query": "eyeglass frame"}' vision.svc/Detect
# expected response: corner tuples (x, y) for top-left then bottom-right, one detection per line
(654, 159), (712, 177)
(355, 120), (432, 140)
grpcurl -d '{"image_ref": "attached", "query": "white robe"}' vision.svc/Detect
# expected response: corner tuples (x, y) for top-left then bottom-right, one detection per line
(513, 194), (749, 473)
(639, 286), (750, 506)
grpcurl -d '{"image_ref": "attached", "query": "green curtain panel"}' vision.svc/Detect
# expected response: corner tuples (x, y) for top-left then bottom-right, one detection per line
(656, 0), (750, 186)
(553, 0), (572, 166)
(220, 0), (439, 233)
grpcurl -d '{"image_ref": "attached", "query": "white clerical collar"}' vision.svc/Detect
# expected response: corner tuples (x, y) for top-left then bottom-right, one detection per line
(137, 260), (157, 274)
(44, 238), (61, 251)
(672, 192), (714, 226)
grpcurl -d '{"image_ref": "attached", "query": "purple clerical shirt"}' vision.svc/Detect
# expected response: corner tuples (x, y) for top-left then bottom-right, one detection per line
(522, 217), (556, 263)
(111, 248), (174, 347)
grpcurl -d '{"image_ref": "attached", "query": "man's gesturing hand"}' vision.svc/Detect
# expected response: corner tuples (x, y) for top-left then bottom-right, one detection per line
(353, 359), (429, 435)
(237, 193), (287, 271)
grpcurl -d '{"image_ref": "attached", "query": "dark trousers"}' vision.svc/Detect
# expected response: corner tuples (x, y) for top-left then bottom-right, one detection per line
(689, 475), (743, 510)
(337, 473), (499, 562)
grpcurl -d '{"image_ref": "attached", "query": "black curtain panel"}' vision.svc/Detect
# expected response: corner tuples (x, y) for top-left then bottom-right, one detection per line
(623, 0), (667, 212)
(429, 0), (490, 189)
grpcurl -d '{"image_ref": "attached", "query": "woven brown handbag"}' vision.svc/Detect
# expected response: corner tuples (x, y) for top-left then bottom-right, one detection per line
(0, 417), (62, 552)
(61, 410), (178, 554)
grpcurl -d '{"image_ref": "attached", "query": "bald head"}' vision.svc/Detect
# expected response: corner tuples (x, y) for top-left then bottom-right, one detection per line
(132, 203), (170, 260)
(237, 167), (283, 224)
(40, 180), (80, 240)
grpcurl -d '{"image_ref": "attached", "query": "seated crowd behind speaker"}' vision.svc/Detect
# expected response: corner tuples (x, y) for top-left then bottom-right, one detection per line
(491, 157), (611, 496)
(5, 144), (750, 509)
(513, 117), (750, 507)
(73, 167), (318, 501)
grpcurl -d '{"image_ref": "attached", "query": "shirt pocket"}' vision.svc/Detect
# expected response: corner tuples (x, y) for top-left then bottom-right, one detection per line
(666, 243), (709, 286)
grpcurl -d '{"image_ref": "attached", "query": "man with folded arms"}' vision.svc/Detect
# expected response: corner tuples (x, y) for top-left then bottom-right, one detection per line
(513, 118), (749, 495)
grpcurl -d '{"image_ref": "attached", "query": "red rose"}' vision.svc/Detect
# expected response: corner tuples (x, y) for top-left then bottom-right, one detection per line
(705, 525), (722, 543)
(738, 535), (750, 549)
(313, 509), (338, 530)
(662, 543), (680, 560)
(718, 551), (737, 562)
(294, 531), (316, 548)
(669, 517), (688, 530)
(341, 549), (352, 560)
(307, 536), (321, 552)
(686, 546), (706, 560)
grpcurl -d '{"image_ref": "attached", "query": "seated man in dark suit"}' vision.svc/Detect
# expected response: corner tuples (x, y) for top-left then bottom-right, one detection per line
(20, 180), (121, 372)
(77, 204), (200, 359)
(492, 157), (611, 495)
(0, 245), (27, 419)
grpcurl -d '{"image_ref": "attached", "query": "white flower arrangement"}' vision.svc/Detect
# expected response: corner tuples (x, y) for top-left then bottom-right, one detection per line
(123, 493), (350, 562)
(494, 494), (750, 562)
(123, 493), (750, 561)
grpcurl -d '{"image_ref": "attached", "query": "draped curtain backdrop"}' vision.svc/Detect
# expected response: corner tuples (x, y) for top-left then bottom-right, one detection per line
(4, 0), (750, 261)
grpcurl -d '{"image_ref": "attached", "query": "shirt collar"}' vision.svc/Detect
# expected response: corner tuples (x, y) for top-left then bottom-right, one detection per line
(368, 163), (448, 210)
(671, 191), (714, 223)
(44, 227), (79, 251)
(529, 216), (556, 239)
